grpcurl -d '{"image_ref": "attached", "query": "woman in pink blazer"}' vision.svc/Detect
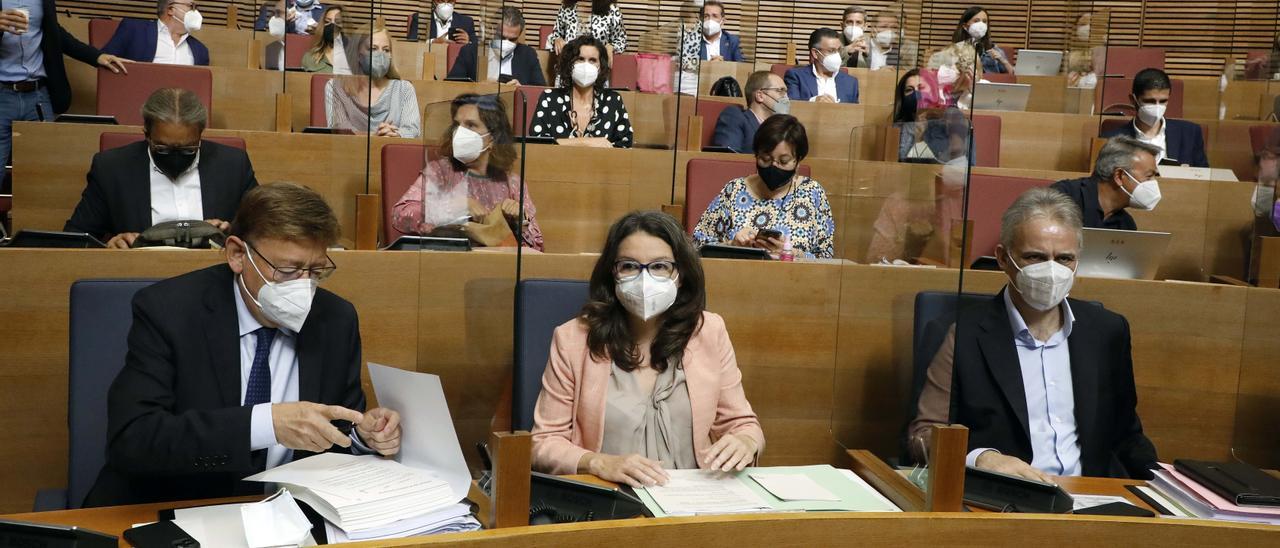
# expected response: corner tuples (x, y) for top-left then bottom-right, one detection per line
(532, 211), (765, 487)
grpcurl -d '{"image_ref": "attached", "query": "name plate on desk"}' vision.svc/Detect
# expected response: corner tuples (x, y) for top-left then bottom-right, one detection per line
(1160, 166), (1239, 182)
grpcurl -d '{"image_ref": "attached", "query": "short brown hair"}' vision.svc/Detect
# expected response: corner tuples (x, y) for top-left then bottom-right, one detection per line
(230, 183), (340, 247)
(744, 70), (775, 107)
(700, 0), (725, 18)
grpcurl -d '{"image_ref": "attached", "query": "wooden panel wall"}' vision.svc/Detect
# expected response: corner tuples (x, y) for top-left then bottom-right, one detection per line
(61, 1), (1280, 77)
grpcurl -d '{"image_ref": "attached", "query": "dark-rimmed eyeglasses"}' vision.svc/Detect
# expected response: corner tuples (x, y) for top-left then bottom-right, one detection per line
(249, 243), (337, 282)
(613, 260), (677, 281)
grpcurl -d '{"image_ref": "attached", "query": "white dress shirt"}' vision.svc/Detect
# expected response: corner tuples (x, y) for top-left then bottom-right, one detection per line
(811, 66), (839, 103)
(704, 36), (721, 60)
(435, 17), (453, 40)
(486, 48), (514, 82)
(1133, 118), (1168, 164)
(966, 290), (1083, 476)
(148, 149), (204, 226)
(153, 20), (195, 65)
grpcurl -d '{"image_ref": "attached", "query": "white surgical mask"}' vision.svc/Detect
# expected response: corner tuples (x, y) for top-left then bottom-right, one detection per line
(937, 64), (959, 86)
(1252, 184), (1275, 217)
(1120, 170), (1162, 211)
(268, 16), (286, 39)
(820, 51), (843, 73)
(875, 30), (895, 48)
(1007, 252), (1075, 312)
(1136, 102), (1166, 126)
(182, 9), (203, 33)
(496, 39), (516, 58)
(967, 21), (988, 40)
(703, 20), (721, 37)
(241, 247), (318, 333)
(451, 125), (489, 164)
(844, 25), (864, 42)
(1076, 24), (1090, 41)
(616, 271), (679, 321)
(572, 61), (599, 88)
(435, 2), (454, 22)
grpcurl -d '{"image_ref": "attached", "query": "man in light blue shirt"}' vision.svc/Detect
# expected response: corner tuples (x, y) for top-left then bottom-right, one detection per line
(907, 187), (1158, 481)
(0, 1), (128, 180)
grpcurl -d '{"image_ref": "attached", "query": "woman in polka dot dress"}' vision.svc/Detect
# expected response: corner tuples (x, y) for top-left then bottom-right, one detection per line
(529, 36), (634, 148)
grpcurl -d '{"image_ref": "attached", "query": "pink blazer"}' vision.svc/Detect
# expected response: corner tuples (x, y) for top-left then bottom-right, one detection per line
(531, 311), (766, 474)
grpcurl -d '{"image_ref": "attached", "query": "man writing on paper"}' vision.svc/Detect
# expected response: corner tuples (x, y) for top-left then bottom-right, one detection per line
(85, 183), (402, 507)
(907, 188), (1158, 481)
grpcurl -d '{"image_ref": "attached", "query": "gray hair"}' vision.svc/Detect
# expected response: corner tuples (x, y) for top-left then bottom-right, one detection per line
(1093, 136), (1161, 181)
(156, 0), (175, 19)
(843, 6), (868, 19)
(141, 88), (208, 134)
(499, 6), (525, 31)
(999, 187), (1085, 251)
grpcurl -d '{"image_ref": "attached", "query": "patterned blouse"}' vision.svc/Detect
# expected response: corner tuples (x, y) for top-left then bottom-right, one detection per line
(530, 88), (634, 148)
(545, 4), (628, 53)
(693, 176), (836, 259)
(391, 158), (544, 251)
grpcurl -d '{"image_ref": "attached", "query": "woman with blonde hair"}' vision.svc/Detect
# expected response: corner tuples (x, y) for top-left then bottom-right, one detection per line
(324, 23), (421, 138)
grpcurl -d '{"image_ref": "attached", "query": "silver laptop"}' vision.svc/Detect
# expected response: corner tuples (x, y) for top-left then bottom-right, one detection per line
(1077, 228), (1172, 280)
(972, 82), (1031, 111)
(1013, 49), (1063, 76)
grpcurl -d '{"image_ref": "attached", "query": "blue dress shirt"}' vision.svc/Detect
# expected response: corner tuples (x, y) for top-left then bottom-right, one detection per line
(0, 0), (46, 81)
(967, 290), (1082, 476)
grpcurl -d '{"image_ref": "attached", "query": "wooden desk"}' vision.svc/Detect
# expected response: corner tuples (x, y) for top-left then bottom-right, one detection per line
(3, 476), (1277, 547)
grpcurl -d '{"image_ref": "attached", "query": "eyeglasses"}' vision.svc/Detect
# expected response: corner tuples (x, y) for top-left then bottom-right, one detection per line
(248, 243), (337, 282)
(756, 155), (798, 169)
(613, 259), (677, 281)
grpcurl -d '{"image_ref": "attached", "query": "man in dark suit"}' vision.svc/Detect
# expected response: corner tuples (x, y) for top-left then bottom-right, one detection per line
(1051, 136), (1163, 231)
(255, 0), (325, 35)
(84, 182), (403, 507)
(64, 88), (257, 248)
(102, 1), (210, 66)
(446, 7), (545, 86)
(0, 0), (128, 173)
(699, 1), (745, 62)
(784, 28), (859, 104)
(414, 1), (476, 44)
(1100, 68), (1209, 168)
(712, 71), (786, 152)
(908, 188), (1158, 481)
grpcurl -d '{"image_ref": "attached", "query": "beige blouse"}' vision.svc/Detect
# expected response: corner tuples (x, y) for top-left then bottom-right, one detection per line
(600, 363), (697, 469)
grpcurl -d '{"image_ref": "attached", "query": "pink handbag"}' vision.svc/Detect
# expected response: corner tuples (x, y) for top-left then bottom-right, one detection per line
(635, 53), (673, 93)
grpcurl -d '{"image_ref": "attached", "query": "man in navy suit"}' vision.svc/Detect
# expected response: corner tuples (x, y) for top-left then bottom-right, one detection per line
(413, 1), (476, 44)
(446, 7), (545, 86)
(784, 28), (859, 104)
(254, 0), (325, 35)
(1100, 68), (1208, 168)
(103, 0), (209, 66)
(699, 0), (744, 62)
(712, 71), (787, 152)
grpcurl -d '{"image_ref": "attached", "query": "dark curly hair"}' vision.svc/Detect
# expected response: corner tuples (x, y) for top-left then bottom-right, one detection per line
(582, 211), (706, 373)
(556, 35), (611, 92)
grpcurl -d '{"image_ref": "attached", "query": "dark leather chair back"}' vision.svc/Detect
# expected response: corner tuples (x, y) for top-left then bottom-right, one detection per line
(904, 290), (991, 463)
(513, 279), (589, 431)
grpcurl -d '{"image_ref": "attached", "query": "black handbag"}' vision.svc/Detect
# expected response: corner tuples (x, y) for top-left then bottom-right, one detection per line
(131, 220), (226, 249)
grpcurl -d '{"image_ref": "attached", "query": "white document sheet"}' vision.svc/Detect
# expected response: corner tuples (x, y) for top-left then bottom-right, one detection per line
(642, 469), (774, 516)
(240, 489), (313, 548)
(749, 473), (840, 501)
(367, 363), (473, 502)
(1070, 494), (1135, 511)
(173, 501), (317, 548)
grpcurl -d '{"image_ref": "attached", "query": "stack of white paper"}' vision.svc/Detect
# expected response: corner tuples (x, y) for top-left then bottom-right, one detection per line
(327, 503), (480, 543)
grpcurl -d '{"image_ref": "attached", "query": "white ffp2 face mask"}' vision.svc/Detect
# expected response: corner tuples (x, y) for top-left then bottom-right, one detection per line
(1136, 102), (1166, 126)
(572, 61), (599, 88)
(820, 51), (843, 73)
(703, 19), (721, 37)
(183, 9), (203, 33)
(844, 25), (864, 42)
(1121, 170), (1162, 211)
(435, 2), (454, 22)
(1007, 252), (1075, 312)
(875, 30), (895, 48)
(616, 271), (679, 321)
(268, 16), (287, 39)
(241, 248), (318, 333)
(496, 39), (516, 58)
(967, 21), (988, 40)
(451, 125), (490, 164)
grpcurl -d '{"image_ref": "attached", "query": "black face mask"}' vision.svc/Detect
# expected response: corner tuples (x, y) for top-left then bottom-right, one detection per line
(322, 23), (336, 43)
(151, 146), (198, 180)
(757, 164), (796, 191)
(898, 91), (918, 122)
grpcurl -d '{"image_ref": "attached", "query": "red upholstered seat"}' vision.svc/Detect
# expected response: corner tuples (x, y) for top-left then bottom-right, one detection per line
(610, 54), (638, 91)
(96, 64), (212, 127)
(695, 100), (738, 149)
(446, 41), (464, 74)
(98, 132), (246, 152)
(512, 86), (548, 136)
(380, 143), (442, 245)
(1102, 47), (1165, 79)
(683, 158), (813, 233)
(971, 114), (1001, 168)
(539, 25), (553, 50)
(769, 64), (794, 79)
(1096, 76), (1184, 118)
(309, 73), (335, 127)
(88, 18), (120, 50)
(1249, 124), (1280, 154)
(961, 173), (1052, 266)
(284, 34), (312, 70)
